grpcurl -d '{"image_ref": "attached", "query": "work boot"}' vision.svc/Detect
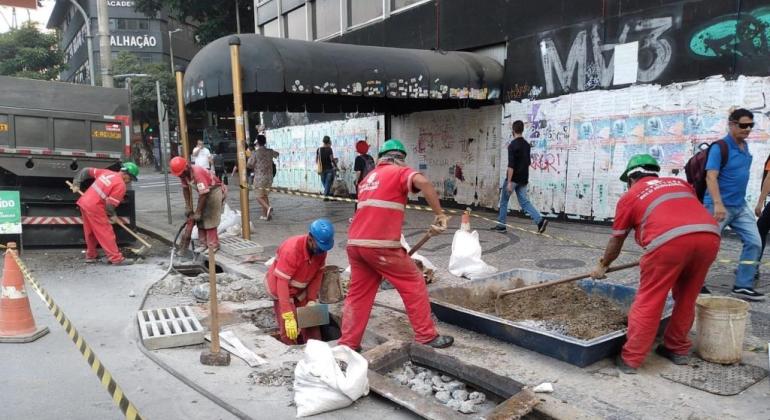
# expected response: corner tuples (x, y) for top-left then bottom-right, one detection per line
(655, 344), (689, 365)
(111, 258), (135, 266)
(699, 286), (711, 294)
(85, 257), (100, 264)
(426, 335), (454, 349)
(615, 356), (637, 374)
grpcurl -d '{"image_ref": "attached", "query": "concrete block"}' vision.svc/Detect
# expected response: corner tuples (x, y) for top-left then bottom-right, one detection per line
(219, 236), (263, 256)
(137, 306), (204, 350)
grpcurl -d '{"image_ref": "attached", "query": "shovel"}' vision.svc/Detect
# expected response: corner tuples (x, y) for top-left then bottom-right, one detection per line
(296, 303), (330, 329)
(493, 261), (640, 315)
(66, 180), (152, 256)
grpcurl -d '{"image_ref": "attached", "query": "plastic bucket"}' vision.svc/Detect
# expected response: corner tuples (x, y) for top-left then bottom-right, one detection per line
(694, 296), (749, 364)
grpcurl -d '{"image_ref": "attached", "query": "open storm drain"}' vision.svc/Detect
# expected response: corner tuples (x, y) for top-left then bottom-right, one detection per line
(659, 358), (768, 396)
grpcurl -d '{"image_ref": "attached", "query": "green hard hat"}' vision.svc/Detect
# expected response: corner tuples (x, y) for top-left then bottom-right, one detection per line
(378, 139), (407, 158)
(620, 154), (660, 182)
(121, 161), (139, 181)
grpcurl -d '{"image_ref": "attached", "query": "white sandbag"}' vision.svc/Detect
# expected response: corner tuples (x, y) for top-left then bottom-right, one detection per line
(448, 230), (497, 278)
(294, 340), (369, 417)
(400, 234), (436, 270)
(218, 203), (239, 234)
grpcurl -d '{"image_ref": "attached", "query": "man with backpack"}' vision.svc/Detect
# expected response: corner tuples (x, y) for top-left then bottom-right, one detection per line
(703, 108), (764, 301)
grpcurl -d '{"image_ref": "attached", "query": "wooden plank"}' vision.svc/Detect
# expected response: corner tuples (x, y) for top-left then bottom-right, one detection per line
(487, 389), (540, 420)
(363, 340), (411, 372)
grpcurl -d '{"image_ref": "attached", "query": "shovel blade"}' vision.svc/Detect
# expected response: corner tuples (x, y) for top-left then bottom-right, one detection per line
(296, 304), (329, 329)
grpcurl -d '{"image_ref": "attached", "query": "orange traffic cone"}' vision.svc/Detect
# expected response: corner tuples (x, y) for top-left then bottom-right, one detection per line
(0, 243), (48, 343)
(460, 208), (471, 232)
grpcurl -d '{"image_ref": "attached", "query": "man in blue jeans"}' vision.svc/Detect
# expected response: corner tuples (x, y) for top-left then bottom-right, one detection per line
(705, 108), (765, 301)
(491, 120), (548, 234)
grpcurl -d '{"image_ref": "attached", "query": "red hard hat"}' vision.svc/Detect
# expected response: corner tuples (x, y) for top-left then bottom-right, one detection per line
(355, 140), (369, 154)
(169, 156), (188, 176)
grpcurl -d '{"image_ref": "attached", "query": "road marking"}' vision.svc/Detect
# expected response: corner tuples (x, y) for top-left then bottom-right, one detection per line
(7, 249), (144, 420)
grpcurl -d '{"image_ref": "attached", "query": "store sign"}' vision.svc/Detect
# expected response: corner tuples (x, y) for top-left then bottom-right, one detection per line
(110, 35), (157, 49)
(108, 0), (135, 6)
(0, 191), (21, 234)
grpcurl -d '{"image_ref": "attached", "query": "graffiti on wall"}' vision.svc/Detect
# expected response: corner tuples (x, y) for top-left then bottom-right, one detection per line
(539, 14), (679, 95)
(690, 7), (770, 59)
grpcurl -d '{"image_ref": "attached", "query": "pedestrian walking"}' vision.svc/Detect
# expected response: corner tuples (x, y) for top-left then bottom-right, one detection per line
(704, 108), (764, 301)
(754, 153), (770, 279)
(339, 139), (454, 351)
(592, 154), (721, 374)
(191, 139), (213, 172)
(264, 219), (334, 344)
(352, 140), (375, 211)
(248, 134), (280, 220)
(70, 162), (140, 265)
(316, 136), (337, 200)
(169, 156), (226, 253)
(491, 120), (548, 234)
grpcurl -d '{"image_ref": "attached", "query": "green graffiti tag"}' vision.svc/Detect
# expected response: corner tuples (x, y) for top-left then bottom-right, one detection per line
(690, 7), (770, 58)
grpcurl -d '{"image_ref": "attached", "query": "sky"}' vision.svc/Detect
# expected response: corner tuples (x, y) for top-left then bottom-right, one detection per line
(0, 0), (55, 33)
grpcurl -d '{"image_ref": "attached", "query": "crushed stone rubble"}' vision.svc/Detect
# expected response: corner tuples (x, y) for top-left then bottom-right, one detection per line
(387, 361), (490, 414)
(248, 361), (298, 389)
(150, 273), (267, 302)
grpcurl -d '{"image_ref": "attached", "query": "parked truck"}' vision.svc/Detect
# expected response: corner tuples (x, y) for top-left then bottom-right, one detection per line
(0, 76), (136, 246)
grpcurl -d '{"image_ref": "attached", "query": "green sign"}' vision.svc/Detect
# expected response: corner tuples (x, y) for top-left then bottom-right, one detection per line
(0, 191), (21, 234)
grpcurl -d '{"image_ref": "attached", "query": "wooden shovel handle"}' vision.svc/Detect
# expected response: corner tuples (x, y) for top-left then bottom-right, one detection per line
(66, 180), (151, 248)
(497, 261), (640, 299)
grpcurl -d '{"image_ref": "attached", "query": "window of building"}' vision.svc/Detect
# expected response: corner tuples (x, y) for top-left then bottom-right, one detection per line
(263, 18), (280, 37)
(109, 18), (150, 31)
(285, 5), (306, 40)
(314, 0), (340, 39)
(348, 0), (382, 27)
(391, 0), (429, 12)
(257, 0), (278, 24)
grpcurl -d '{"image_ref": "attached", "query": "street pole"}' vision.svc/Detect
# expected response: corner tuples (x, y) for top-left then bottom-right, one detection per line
(67, 0), (96, 86)
(228, 36), (250, 239)
(156, 80), (173, 225)
(168, 28), (181, 150)
(96, 0), (113, 87)
(235, 0), (241, 34)
(174, 67), (191, 159)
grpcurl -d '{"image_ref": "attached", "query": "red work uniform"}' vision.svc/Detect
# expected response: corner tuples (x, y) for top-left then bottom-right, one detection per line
(339, 162), (438, 350)
(612, 177), (721, 368)
(265, 234), (325, 344)
(180, 165), (224, 249)
(76, 168), (127, 264)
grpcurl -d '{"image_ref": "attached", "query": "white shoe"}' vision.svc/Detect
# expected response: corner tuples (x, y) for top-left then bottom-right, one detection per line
(266, 207), (273, 220)
(259, 216), (268, 220)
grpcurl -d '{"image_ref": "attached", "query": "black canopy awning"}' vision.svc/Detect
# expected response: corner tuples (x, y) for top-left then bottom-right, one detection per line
(183, 34), (503, 114)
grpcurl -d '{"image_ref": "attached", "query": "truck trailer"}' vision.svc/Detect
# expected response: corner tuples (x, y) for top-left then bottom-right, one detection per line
(0, 76), (136, 246)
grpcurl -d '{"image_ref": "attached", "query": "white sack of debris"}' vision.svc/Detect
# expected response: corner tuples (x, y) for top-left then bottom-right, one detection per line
(448, 229), (497, 278)
(294, 340), (370, 417)
(400, 234), (437, 271)
(191, 204), (242, 239)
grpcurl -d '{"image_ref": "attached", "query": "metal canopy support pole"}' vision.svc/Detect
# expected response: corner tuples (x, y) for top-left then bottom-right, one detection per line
(228, 36), (251, 240)
(67, 0), (96, 86)
(175, 68), (191, 160)
(156, 80), (172, 225)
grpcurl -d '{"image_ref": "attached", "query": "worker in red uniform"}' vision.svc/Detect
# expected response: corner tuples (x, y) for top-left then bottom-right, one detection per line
(339, 139), (453, 351)
(169, 156), (226, 253)
(591, 154), (721, 374)
(264, 219), (335, 344)
(71, 162), (140, 265)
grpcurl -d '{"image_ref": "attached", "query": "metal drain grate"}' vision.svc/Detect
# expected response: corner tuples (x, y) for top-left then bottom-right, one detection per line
(137, 306), (205, 350)
(750, 310), (770, 341)
(659, 358), (767, 396)
(219, 236), (263, 256)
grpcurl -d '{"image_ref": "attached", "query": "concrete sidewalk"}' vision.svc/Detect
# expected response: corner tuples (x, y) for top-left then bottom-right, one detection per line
(135, 172), (770, 419)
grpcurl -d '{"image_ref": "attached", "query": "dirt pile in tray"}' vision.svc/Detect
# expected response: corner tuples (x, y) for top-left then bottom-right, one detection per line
(440, 281), (627, 340)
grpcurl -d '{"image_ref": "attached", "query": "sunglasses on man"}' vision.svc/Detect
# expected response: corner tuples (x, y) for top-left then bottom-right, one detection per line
(730, 120), (755, 129)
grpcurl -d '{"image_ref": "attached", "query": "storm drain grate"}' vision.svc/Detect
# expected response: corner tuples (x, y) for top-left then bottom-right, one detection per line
(137, 306), (205, 350)
(220, 236), (263, 256)
(659, 358), (767, 396)
(750, 310), (770, 341)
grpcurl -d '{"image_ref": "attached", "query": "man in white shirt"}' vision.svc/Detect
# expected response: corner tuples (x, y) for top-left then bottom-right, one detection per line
(192, 139), (213, 171)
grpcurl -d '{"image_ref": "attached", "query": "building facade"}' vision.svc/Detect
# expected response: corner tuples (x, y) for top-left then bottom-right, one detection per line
(47, 0), (200, 84)
(251, 0), (770, 222)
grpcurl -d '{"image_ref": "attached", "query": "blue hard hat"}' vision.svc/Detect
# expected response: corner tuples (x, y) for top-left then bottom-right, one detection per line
(309, 218), (335, 252)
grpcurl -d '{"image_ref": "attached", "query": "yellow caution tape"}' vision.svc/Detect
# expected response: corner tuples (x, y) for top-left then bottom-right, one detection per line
(8, 249), (144, 420)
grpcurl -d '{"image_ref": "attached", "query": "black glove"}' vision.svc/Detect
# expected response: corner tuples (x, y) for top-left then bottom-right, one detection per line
(105, 204), (117, 217)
